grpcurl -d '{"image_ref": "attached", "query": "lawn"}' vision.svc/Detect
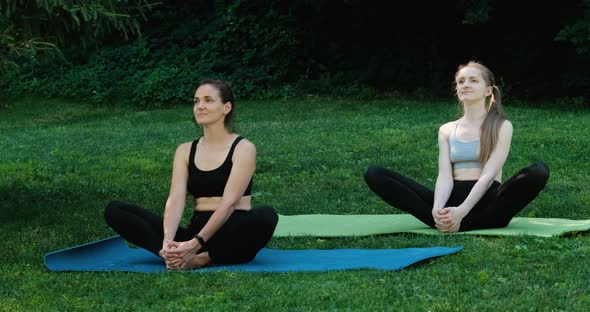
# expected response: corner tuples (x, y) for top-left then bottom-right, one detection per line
(0, 97), (589, 311)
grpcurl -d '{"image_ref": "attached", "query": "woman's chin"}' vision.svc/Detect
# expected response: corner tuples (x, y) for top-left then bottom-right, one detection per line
(195, 118), (208, 126)
(460, 97), (483, 105)
(195, 116), (222, 128)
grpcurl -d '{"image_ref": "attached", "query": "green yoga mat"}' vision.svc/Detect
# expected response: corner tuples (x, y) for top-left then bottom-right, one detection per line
(273, 214), (590, 238)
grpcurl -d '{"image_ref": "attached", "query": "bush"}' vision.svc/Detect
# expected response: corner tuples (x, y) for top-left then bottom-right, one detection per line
(1, 1), (306, 107)
(2, 1), (589, 107)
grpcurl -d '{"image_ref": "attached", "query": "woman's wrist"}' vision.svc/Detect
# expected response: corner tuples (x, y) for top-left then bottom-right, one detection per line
(457, 205), (470, 217)
(194, 234), (207, 248)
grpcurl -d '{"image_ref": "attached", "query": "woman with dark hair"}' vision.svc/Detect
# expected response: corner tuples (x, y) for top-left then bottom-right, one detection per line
(364, 61), (549, 232)
(105, 79), (278, 269)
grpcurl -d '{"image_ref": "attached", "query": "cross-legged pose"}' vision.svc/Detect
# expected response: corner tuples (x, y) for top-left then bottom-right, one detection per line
(364, 61), (549, 232)
(105, 79), (278, 269)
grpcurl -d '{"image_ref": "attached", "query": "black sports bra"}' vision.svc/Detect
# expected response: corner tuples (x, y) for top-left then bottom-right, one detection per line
(187, 136), (253, 198)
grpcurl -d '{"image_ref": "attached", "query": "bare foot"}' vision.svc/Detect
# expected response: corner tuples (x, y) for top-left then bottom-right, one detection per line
(185, 252), (211, 270)
(442, 222), (461, 233)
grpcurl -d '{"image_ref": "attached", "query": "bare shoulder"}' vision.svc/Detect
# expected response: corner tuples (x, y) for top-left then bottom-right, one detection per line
(176, 141), (193, 153)
(235, 138), (256, 155)
(174, 141), (193, 162)
(438, 120), (457, 137)
(500, 119), (513, 136)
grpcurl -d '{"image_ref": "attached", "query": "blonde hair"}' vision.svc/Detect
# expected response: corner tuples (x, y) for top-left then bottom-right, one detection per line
(455, 61), (506, 165)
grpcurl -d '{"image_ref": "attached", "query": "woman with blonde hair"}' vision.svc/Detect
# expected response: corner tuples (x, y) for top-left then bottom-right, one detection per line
(364, 61), (549, 232)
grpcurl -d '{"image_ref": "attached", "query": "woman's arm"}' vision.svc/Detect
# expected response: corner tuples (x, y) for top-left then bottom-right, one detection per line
(455, 120), (513, 217)
(162, 143), (190, 242)
(433, 123), (454, 210)
(165, 140), (256, 268)
(196, 140), (256, 242)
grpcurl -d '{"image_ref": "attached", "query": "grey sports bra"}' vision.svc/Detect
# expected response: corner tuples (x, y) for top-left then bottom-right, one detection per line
(449, 121), (481, 169)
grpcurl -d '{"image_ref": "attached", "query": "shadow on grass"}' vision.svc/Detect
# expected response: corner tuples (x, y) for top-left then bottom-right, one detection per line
(0, 181), (111, 226)
(0, 98), (133, 130)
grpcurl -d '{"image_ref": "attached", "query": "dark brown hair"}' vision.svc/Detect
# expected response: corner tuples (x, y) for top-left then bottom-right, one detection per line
(197, 79), (236, 131)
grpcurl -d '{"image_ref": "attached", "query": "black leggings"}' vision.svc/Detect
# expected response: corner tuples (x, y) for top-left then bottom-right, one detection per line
(104, 201), (278, 264)
(364, 162), (549, 231)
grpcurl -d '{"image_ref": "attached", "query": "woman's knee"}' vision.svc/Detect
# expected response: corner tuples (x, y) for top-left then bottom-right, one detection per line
(364, 165), (385, 185)
(254, 206), (279, 229)
(528, 161), (550, 186)
(104, 200), (126, 223)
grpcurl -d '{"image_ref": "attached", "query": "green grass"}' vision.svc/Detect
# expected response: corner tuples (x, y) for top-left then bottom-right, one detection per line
(1, 98), (589, 311)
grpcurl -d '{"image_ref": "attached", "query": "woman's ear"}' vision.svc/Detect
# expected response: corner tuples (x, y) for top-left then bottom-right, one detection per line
(485, 86), (493, 97)
(223, 102), (232, 115)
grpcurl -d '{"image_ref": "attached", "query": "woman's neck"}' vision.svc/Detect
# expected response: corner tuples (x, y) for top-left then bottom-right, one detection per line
(462, 100), (487, 123)
(202, 123), (232, 144)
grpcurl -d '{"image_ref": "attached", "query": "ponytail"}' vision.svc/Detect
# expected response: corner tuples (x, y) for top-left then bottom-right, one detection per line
(479, 85), (505, 165)
(455, 61), (506, 166)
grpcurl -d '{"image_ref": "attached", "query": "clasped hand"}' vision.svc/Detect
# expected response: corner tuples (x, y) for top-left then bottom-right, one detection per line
(159, 239), (200, 270)
(432, 207), (467, 233)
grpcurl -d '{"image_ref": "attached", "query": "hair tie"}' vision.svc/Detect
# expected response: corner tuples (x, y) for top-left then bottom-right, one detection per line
(488, 91), (495, 112)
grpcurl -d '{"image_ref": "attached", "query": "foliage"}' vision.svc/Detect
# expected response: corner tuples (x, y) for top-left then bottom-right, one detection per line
(0, 17), (59, 75)
(461, 0), (491, 24)
(0, 0), (156, 74)
(1, 0), (590, 105)
(2, 1), (304, 107)
(555, 0), (590, 55)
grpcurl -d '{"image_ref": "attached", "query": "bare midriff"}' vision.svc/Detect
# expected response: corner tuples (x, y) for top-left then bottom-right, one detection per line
(194, 196), (252, 211)
(453, 167), (502, 182)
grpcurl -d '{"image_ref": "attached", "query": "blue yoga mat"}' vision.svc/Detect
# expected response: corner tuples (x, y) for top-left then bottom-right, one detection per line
(44, 236), (463, 273)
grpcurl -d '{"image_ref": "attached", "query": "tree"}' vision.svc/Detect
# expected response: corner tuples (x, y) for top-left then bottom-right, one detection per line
(556, 0), (590, 56)
(0, 0), (156, 74)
